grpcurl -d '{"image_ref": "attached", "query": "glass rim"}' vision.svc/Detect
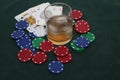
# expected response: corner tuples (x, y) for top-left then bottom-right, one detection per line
(44, 2), (72, 19)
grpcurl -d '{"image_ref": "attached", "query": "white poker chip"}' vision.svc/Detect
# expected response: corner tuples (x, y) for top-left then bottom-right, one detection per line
(26, 24), (36, 33)
(33, 25), (46, 37)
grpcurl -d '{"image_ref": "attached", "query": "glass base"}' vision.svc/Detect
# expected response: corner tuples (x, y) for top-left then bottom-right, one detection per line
(48, 37), (72, 45)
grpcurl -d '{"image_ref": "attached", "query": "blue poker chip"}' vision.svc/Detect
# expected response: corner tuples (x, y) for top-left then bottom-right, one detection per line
(29, 33), (37, 38)
(15, 20), (29, 29)
(16, 35), (31, 49)
(48, 61), (64, 74)
(11, 30), (25, 39)
(25, 45), (36, 54)
(74, 36), (90, 48)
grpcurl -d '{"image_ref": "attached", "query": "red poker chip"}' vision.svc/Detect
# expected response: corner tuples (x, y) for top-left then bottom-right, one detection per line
(75, 20), (90, 33)
(17, 48), (32, 62)
(54, 46), (69, 57)
(32, 52), (47, 64)
(56, 53), (72, 63)
(70, 10), (83, 20)
(39, 40), (54, 52)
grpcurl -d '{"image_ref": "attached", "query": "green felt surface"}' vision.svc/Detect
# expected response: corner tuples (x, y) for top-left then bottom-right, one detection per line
(0, 0), (120, 80)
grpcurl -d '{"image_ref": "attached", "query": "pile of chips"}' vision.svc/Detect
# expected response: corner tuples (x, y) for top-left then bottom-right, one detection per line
(70, 10), (95, 52)
(11, 3), (95, 74)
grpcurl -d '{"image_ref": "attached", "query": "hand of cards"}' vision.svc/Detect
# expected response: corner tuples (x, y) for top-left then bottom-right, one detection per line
(15, 2), (63, 26)
(15, 2), (63, 37)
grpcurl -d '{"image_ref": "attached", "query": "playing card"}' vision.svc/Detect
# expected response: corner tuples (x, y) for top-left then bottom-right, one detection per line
(15, 9), (30, 21)
(26, 24), (36, 33)
(15, 9), (36, 25)
(32, 2), (50, 26)
(45, 6), (63, 18)
(15, 2), (63, 26)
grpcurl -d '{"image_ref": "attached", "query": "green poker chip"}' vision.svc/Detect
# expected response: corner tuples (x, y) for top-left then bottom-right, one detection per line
(32, 38), (45, 49)
(81, 32), (95, 42)
(70, 41), (85, 52)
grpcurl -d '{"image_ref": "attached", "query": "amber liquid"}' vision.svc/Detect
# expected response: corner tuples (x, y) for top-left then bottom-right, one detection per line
(47, 15), (73, 45)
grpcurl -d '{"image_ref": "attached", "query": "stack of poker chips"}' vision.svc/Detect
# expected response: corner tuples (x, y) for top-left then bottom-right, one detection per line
(70, 10), (95, 52)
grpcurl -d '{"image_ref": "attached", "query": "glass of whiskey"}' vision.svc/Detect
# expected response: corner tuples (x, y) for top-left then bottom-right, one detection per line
(44, 2), (73, 45)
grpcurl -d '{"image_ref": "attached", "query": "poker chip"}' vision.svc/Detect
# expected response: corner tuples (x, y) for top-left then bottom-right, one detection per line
(75, 20), (90, 33)
(33, 25), (46, 37)
(32, 52), (47, 64)
(70, 41), (85, 52)
(74, 36), (90, 48)
(39, 40), (54, 52)
(48, 61), (64, 74)
(70, 10), (83, 20)
(54, 46), (69, 57)
(81, 32), (95, 42)
(15, 20), (29, 29)
(11, 30), (25, 39)
(29, 33), (37, 38)
(56, 53), (72, 63)
(11, 3), (96, 73)
(17, 48), (32, 62)
(26, 24), (36, 33)
(32, 38), (45, 49)
(25, 45), (36, 54)
(16, 35), (31, 49)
